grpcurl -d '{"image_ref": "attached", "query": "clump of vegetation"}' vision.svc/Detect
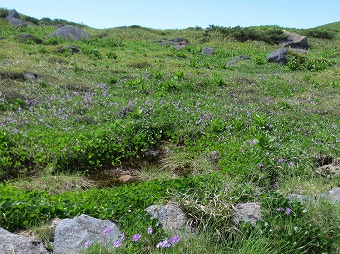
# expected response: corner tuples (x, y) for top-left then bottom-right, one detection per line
(206, 25), (287, 43)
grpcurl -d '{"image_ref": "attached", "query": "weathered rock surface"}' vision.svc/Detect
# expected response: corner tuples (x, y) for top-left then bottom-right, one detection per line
(158, 38), (190, 50)
(320, 187), (340, 203)
(288, 187), (340, 204)
(56, 45), (81, 54)
(5, 9), (27, 27)
(16, 33), (43, 44)
(316, 162), (340, 178)
(53, 214), (119, 254)
(47, 25), (91, 41)
(201, 47), (215, 55)
(279, 31), (309, 49)
(231, 202), (262, 225)
(226, 55), (251, 67)
(0, 227), (48, 254)
(267, 48), (288, 64)
(146, 204), (191, 233)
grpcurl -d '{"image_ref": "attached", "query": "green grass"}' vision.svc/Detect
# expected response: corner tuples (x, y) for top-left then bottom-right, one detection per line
(0, 13), (339, 253)
(314, 21), (340, 30)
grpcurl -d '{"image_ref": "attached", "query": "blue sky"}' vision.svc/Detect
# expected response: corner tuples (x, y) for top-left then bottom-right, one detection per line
(1, 0), (339, 29)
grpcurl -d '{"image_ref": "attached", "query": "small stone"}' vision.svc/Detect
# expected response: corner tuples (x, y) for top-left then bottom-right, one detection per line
(267, 48), (288, 64)
(231, 202), (262, 225)
(118, 174), (133, 182)
(146, 204), (192, 233)
(201, 47), (215, 55)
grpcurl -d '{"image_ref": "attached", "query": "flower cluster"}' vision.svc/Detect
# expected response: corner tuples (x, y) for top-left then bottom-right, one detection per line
(156, 235), (180, 248)
(84, 226), (181, 251)
(277, 207), (292, 215)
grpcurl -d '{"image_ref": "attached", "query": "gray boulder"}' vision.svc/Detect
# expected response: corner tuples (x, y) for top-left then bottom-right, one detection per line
(231, 202), (262, 226)
(146, 204), (191, 233)
(16, 33), (43, 44)
(54, 214), (120, 254)
(201, 47), (215, 55)
(320, 187), (340, 203)
(287, 193), (314, 203)
(47, 25), (91, 41)
(5, 9), (27, 27)
(0, 227), (48, 254)
(280, 31), (309, 49)
(267, 48), (288, 64)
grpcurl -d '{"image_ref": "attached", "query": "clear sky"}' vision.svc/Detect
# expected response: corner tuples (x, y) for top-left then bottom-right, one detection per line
(1, 0), (339, 29)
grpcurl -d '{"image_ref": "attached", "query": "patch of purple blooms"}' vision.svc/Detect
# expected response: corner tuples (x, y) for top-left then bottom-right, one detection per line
(132, 234), (142, 242)
(101, 226), (113, 235)
(277, 207), (292, 215)
(156, 235), (181, 248)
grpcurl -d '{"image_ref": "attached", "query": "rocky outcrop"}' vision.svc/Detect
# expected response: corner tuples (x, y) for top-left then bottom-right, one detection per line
(54, 214), (120, 254)
(0, 227), (48, 254)
(267, 48), (288, 64)
(47, 25), (91, 41)
(226, 55), (251, 67)
(146, 204), (192, 233)
(201, 47), (215, 55)
(288, 187), (340, 204)
(231, 202), (262, 226)
(16, 33), (43, 44)
(158, 38), (190, 50)
(279, 31), (309, 49)
(5, 9), (27, 27)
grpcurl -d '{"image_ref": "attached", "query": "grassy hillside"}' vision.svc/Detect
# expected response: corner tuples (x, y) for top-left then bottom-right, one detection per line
(0, 9), (339, 253)
(314, 21), (340, 30)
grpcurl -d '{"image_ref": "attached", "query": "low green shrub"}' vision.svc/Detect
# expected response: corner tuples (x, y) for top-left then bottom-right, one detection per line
(207, 25), (286, 44)
(288, 52), (334, 71)
(258, 192), (336, 253)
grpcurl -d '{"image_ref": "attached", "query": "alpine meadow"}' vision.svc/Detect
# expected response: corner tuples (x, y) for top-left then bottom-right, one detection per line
(0, 8), (339, 254)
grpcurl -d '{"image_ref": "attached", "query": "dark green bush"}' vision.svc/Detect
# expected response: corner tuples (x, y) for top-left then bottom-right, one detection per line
(24, 15), (40, 25)
(304, 29), (335, 39)
(288, 52), (334, 71)
(206, 25), (286, 44)
(0, 8), (8, 18)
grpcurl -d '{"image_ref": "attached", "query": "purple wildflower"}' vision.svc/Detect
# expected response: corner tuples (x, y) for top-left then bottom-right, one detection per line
(279, 158), (285, 163)
(102, 226), (113, 235)
(277, 207), (284, 212)
(147, 226), (153, 235)
(275, 142), (281, 148)
(170, 235), (180, 244)
(258, 163), (264, 168)
(132, 234), (141, 242)
(113, 239), (122, 247)
(289, 161), (295, 166)
(286, 207), (292, 215)
(119, 233), (125, 240)
(156, 239), (171, 248)
(249, 140), (256, 145)
(84, 241), (92, 249)
(241, 149), (245, 154)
